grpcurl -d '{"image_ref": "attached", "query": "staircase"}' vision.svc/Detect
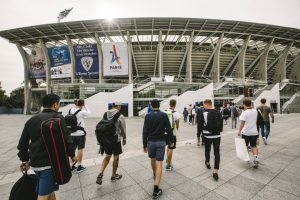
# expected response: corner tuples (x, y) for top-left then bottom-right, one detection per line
(282, 93), (300, 113)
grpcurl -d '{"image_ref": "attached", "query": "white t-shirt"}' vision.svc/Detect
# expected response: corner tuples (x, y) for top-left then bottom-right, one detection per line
(165, 109), (181, 136)
(239, 109), (258, 136)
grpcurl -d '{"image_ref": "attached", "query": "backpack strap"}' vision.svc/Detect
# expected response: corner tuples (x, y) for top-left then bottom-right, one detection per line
(73, 108), (82, 116)
(112, 111), (121, 123)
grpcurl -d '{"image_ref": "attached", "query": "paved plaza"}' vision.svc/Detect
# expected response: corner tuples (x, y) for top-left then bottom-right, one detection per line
(0, 113), (300, 200)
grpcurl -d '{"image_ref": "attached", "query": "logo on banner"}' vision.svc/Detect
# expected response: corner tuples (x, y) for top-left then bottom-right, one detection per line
(81, 57), (93, 71)
(110, 45), (121, 65)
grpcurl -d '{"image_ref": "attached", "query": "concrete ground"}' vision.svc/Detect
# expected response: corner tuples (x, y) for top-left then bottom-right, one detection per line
(0, 113), (300, 200)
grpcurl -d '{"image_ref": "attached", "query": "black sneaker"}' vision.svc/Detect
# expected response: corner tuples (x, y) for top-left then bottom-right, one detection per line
(111, 174), (122, 182)
(152, 188), (162, 199)
(205, 162), (211, 169)
(213, 173), (219, 181)
(76, 165), (86, 173)
(96, 173), (103, 185)
(71, 164), (77, 172)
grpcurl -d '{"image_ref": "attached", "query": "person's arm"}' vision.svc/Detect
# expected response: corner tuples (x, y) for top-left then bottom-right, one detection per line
(270, 108), (274, 123)
(143, 115), (149, 151)
(238, 120), (245, 136)
(17, 123), (30, 162)
(60, 115), (76, 160)
(80, 106), (91, 117)
(118, 115), (127, 145)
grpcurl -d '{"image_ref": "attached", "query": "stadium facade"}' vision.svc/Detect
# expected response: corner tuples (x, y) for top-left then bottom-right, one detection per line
(0, 18), (300, 117)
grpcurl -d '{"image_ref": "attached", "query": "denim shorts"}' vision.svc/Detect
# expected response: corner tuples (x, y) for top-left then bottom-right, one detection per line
(34, 168), (59, 196)
(147, 140), (166, 161)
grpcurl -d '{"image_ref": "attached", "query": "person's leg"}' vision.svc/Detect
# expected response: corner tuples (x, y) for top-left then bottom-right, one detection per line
(112, 155), (119, 176)
(260, 122), (266, 138)
(49, 192), (56, 200)
(77, 149), (83, 164)
(100, 154), (112, 174)
(154, 160), (163, 186)
(151, 158), (156, 175)
(204, 138), (212, 167)
(152, 141), (166, 198)
(234, 117), (237, 128)
(212, 137), (221, 171)
(265, 121), (271, 139)
(231, 117), (234, 129)
(166, 148), (173, 166)
(197, 131), (201, 146)
(250, 136), (259, 168)
(38, 194), (51, 200)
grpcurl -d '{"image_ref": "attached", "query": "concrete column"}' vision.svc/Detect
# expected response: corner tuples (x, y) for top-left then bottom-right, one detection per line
(255, 38), (274, 82)
(158, 30), (163, 81)
(65, 35), (75, 83)
(16, 44), (30, 114)
(210, 33), (224, 83)
(95, 33), (104, 83)
(185, 31), (194, 83)
(236, 36), (250, 80)
(39, 39), (51, 94)
(273, 42), (293, 82)
(127, 31), (133, 83)
(290, 53), (300, 81)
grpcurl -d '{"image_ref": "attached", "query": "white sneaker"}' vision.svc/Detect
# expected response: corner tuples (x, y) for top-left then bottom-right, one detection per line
(262, 137), (268, 145)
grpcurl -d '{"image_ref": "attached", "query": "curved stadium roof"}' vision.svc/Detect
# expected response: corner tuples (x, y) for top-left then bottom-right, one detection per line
(0, 18), (299, 80)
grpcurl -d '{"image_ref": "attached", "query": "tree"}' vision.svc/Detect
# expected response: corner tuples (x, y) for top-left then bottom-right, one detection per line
(0, 85), (9, 107)
(7, 87), (24, 108)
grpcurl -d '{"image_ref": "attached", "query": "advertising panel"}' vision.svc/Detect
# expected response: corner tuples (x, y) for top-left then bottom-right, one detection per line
(27, 48), (46, 79)
(101, 42), (128, 76)
(74, 44), (99, 77)
(48, 46), (71, 78)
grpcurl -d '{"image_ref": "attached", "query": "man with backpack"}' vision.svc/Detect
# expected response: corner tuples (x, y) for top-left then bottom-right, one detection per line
(96, 101), (126, 185)
(257, 98), (274, 145)
(221, 105), (230, 125)
(230, 103), (239, 129)
(143, 99), (174, 199)
(17, 94), (76, 200)
(165, 99), (180, 171)
(67, 99), (91, 173)
(197, 99), (223, 181)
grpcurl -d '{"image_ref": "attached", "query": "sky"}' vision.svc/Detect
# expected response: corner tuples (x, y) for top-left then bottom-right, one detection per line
(0, 0), (300, 94)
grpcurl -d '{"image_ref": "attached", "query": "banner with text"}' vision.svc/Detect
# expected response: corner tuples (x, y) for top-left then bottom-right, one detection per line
(102, 42), (128, 76)
(48, 46), (71, 78)
(27, 48), (46, 79)
(74, 44), (99, 77)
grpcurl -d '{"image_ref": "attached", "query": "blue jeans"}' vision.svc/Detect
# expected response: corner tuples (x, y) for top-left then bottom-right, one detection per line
(260, 121), (271, 139)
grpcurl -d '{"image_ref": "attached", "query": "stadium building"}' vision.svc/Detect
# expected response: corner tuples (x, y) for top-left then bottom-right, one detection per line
(0, 18), (300, 117)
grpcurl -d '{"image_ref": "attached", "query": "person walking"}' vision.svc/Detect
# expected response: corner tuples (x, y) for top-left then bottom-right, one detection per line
(183, 107), (188, 123)
(68, 99), (91, 173)
(221, 105), (230, 125)
(96, 101), (126, 185)
(143, 99), (174, 199)
(196, 101), (205, 146)
(230, 103), (239, 129)
(238, 99), (260, 168)
(165, 99), (180, 171)
(17, 94), (77, 200)
(197, 99), (223, 181)
(187, 104), (193, 125)
(257, 98), (274, 145)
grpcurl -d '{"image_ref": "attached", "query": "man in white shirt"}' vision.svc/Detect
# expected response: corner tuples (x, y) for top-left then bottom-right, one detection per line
(69, 99), (91, 173)
(165, 99), (180, 171)
(238, 99), (259, 168)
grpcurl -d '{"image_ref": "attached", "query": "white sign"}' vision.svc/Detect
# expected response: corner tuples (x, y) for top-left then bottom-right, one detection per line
(102, 42), (129, 76)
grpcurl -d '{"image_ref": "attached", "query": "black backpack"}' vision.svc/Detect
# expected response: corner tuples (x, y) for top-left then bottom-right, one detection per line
(204, 109), (223, 133)
(232, 107), (239, 117)
(257, 108), (264, 126)
(95, 112), (121, 150)
(65, 108), (81, 132)
(9, 172), (37, 200)
(41, 115), (72, 185)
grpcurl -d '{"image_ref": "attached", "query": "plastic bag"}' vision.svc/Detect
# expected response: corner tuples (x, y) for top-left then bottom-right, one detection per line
(235, 137), (250, 162)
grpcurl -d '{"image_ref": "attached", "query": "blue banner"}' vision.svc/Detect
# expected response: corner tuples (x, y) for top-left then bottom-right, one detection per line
(47, 46), (71, 78)
(74, 44), (99, 77)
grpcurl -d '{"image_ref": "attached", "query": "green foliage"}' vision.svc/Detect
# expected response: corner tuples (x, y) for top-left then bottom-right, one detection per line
(0, 86), (24, 108)
(0, 86), (9, 107)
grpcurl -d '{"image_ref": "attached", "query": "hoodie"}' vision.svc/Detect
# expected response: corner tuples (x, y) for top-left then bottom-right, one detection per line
(107, 108), (126, 142)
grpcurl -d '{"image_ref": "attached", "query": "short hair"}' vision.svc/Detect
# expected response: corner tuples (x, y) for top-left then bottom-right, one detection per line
(151, 99), (160, 109)
(42, 94), (60, 108)
(199, 101), (203, 106)
(77, 99), (85, 107)
(203, 99), (212, 105)
(243, 99), (252, 107)
(169, 99), (176, 107)
(261, 98), (266, 104)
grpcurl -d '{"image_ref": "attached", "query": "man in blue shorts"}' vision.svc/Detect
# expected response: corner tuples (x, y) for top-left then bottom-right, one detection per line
(18, 94), (77, 200)
(143, 99), (174, 199)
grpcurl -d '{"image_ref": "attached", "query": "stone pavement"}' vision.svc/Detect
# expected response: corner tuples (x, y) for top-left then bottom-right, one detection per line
(0, 114), (300, 200)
